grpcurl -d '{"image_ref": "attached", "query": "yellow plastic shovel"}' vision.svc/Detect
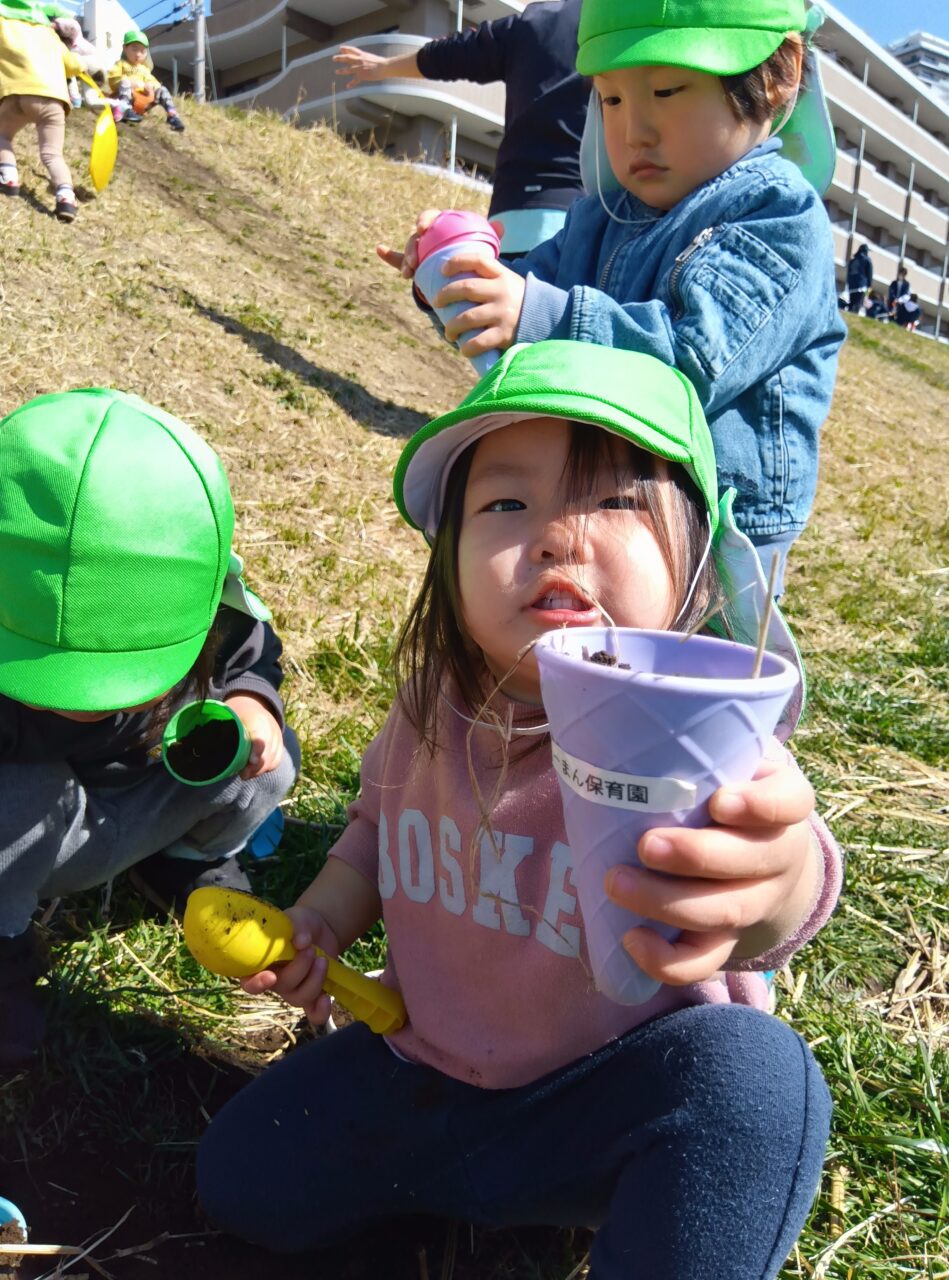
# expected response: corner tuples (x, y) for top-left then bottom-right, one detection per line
(182, 885), (407, 1035)
(77, 72), (117, 193)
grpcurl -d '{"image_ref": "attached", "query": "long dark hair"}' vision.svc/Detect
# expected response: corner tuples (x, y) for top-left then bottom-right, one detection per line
(393, 422), (720, 753)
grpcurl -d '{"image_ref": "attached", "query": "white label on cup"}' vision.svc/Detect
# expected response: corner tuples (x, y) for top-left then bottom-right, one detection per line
(551, 743), (697, 812)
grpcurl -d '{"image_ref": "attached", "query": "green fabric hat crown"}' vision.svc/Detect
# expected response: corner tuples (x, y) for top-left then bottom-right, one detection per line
(577, 0), (806, 76)
(395, 341), (718, 538)
(122, 27), (149, 46)
(0, 389), (234, 713)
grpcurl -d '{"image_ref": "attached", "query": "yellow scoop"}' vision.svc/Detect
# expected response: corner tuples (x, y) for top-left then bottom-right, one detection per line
(182, 886), (406, 1035)
(77, 73), (118, 193)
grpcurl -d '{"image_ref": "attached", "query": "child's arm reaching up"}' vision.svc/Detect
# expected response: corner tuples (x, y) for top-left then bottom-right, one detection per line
(377, 209), (526, 357)
(240, 857), (382, 1025)
(605, 752), (841, 987)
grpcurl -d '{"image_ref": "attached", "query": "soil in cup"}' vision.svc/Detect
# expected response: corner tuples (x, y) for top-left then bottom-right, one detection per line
(583, 648), (631, 669)
(166, 719), (241, 782)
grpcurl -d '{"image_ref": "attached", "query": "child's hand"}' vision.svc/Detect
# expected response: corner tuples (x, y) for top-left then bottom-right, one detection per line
(433, 256), (526, 356)
(604, 757), (820, 986)
(224, 693), (284, 779)
(240, 905), (338, 1025)
(376, 207), (441, 279)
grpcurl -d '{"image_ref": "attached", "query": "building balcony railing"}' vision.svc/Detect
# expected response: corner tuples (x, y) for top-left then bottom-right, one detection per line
(214, 35), (505, 147)
(821, 56), (949, 193)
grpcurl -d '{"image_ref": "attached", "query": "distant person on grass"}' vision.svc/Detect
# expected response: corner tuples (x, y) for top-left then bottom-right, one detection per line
(381, 0), (846, 594)
(895, 292), (921, 331)
(845, 242), (873, 313)
(887, 263), (910, 318)
(0, 0), (82, 220)
(0, 390), (299, 1070)
(198, 342), (842, 1280)
(334, 0), (586, 257)
(107, 28), (184, 131)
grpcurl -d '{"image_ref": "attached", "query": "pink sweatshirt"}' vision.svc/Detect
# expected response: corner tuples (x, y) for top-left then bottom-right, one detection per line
(330, 686), (843, 1089)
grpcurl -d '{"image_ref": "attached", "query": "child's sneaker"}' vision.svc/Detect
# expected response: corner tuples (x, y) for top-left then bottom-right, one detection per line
(129, 851), (252, 918)
(167, 113), (185, 133)
(0, 927), (49, 1071)
(55, 195), (78, 223)
(0, 167), (19, 196)
(121, 108), (143, 124)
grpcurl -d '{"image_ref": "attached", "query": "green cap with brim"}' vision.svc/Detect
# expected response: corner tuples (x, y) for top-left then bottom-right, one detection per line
(122, 27), (148, 46)
(396, 341), (718, 539)
(394, 340), (804, 733)
(577, 0), (806, 76)
(0, 389), (234, 713)
(577, 0), (835, 195)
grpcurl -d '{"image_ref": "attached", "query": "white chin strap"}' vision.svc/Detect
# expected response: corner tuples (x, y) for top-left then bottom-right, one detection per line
(593, 100), (661, 229)
(671, 511), (714, 628)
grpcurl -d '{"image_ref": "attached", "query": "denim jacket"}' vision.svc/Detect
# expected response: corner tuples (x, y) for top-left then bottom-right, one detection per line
(510, 139), (846, 538)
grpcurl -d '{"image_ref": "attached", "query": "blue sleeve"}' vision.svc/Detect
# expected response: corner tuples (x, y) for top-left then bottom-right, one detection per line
(515, 193), (837, 417)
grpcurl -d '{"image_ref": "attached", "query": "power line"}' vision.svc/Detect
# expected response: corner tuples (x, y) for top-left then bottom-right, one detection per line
(128, 0), (184, 27)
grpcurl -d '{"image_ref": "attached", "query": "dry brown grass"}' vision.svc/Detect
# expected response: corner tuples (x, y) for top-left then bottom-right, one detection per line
(0, 101), (485, 747)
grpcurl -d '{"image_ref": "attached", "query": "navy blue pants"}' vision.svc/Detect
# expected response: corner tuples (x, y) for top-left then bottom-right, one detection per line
(197, 1004), (830, 1279)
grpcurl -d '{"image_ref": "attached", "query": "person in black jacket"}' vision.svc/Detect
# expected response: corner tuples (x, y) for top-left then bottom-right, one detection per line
(887, 264), (910, 318)
(0, 389), (299, 1069)
(845, 243), (873, 313)
(334, 0), (586, 256)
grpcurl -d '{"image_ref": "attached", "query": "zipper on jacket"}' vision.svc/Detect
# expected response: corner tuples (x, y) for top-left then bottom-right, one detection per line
(597, 239), (625, 292)
(669, 226), (719, 319)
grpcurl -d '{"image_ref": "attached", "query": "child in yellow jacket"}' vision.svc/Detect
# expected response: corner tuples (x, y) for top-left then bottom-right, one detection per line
(0, 0), (80, 220)
(107, 28), (183, 131)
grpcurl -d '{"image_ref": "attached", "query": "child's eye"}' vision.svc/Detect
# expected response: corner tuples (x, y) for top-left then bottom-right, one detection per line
(483, 498), (525, 513)
(599, 495), (645, 511)
(654, 85), (686, 99)
(599, 93), (621, 108)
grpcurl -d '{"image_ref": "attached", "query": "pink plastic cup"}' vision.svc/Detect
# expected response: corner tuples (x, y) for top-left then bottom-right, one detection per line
(415, 210), (501, 376)
(535, 627), (800, 1005)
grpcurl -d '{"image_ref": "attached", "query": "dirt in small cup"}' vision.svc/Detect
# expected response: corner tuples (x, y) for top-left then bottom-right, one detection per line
(166, 719), (241, 782)
(582, 648), (631, 670)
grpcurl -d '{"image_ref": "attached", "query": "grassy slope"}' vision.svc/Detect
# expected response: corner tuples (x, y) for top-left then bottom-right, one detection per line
(1, 102), (947, 1277)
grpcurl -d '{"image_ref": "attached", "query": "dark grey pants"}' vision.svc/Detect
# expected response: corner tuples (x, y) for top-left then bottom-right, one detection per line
(0, 727), (298, 936)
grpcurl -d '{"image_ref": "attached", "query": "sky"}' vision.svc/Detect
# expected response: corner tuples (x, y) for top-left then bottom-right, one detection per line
(829, 0), (948, 48)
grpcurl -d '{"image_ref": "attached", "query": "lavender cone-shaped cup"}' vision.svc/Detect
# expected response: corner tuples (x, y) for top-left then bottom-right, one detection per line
(535, 627), (799, 1005)
(415, 211), (501, 376)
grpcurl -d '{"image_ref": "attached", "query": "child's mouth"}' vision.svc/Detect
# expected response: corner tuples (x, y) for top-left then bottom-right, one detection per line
(534, 591), (589, 612)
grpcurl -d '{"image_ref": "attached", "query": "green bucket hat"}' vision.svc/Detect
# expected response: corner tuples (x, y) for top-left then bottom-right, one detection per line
(0, 389), (234, 713)
(578, 0), (836, 195)
(395, 341), (804, 732)
(122, 27), (148, 47)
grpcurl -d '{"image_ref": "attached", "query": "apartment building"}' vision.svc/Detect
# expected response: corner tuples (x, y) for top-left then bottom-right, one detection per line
(145, 0), (949, 337)
(889, 30), (949, 105)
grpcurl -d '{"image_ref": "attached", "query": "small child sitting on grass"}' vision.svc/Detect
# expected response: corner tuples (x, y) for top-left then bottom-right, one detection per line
(107, 28), (184, 131)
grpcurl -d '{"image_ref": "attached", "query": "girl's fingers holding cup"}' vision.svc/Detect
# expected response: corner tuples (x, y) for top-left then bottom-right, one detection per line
(622, 926), (738, 986)
(635, 824), (791, 882)
(607, 863), (773, 935)
(709, 757), (814, 829)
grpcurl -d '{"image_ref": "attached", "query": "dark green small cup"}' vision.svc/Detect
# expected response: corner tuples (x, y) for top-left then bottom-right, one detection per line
(162, 700), (252, 786)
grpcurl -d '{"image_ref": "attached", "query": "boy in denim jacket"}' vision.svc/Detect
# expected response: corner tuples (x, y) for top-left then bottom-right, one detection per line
(383, 0), (846, 589)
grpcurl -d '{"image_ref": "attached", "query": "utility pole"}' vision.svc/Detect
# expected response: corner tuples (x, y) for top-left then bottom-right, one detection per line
(447, 0), (463, 174)
(193, 0), (205, 103)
